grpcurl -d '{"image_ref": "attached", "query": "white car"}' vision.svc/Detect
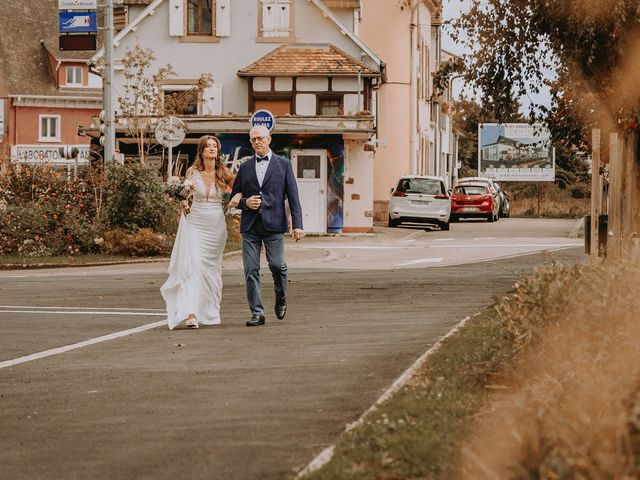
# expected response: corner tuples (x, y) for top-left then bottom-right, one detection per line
(388, 176), (451, 230)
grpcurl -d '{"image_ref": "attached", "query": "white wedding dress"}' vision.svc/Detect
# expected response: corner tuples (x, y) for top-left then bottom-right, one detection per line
(161, 170), (227, 329)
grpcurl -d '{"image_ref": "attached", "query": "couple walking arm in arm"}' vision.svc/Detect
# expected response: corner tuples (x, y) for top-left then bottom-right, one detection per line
(161, 126), (304, 329)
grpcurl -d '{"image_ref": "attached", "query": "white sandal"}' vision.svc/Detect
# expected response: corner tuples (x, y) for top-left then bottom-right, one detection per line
(185, 316), (199, 329)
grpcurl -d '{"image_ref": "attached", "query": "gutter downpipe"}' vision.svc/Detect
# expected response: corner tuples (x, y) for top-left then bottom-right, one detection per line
(410, 1), (420, 175)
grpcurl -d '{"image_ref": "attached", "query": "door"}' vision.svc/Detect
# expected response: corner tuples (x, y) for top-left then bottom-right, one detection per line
(291, 149), (326, 233)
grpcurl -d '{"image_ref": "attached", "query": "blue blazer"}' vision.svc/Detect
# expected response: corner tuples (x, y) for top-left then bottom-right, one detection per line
(231, 153), (303, 234)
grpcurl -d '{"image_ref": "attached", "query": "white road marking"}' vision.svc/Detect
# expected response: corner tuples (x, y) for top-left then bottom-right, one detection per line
(0, 319), (166, 369)
(430, 243), (582, 248)
(432, 238), (454, 242)
(473, 237), (496, 240)
(398, 257), (443, 266)
(0, 305), (164, 312)
(0, 310), (166, 316)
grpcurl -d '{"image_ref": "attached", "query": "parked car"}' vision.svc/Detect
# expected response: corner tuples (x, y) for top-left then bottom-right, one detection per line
(388, 175), (451, 230)
(450, 182), (500, 222)
(494, 182), (510, 217)
(456, 176), (507, 217)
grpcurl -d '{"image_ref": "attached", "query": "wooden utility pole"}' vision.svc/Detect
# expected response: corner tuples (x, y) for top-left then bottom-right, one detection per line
(608, 133), (622, 259)
(590, 129), (601, 256)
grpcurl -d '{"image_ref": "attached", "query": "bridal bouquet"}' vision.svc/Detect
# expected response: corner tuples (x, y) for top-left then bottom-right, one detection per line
(164, 176), (194, 202)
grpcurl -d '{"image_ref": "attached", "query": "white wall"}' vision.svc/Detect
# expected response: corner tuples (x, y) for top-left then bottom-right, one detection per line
(111, 0), (379, 116)
(343, 139), (374, 232)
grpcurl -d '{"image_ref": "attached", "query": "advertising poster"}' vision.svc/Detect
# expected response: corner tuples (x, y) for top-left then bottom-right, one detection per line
(478, 123), (555, 181)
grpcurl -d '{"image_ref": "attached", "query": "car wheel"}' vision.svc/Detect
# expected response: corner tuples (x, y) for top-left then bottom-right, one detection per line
(449, 215), (458, 223)
(388, 216), (399, 227)
(440, 221), (450, 231)
(487, 212), (495, 223)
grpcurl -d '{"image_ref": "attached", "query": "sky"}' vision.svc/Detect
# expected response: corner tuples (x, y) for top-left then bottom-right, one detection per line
(440, 0), (553, 112)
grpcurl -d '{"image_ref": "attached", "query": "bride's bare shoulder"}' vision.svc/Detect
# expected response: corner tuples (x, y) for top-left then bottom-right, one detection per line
(186, 166), (197, 178)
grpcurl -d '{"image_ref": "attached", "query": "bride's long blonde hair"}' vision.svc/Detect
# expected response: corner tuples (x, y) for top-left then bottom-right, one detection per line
(192, 135), (234, 189)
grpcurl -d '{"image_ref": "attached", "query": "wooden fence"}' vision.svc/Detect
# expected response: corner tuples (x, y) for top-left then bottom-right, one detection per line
(591, 129), (640, 261)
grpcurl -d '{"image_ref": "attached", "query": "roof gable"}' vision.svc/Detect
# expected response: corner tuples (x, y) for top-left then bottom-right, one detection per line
(91, 0), (381, 67)
(0, 1), (98, 96)
(238, 44), (379, 76)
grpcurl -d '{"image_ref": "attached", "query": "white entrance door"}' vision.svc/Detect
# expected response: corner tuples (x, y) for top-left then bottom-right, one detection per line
(291, 149), (326, 233)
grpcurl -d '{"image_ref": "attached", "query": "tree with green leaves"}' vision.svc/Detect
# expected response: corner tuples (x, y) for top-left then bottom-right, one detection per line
(449, 0), (640, 147)
(117, 44), (213, 165)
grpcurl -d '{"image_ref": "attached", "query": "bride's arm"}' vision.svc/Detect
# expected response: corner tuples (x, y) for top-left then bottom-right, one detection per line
(228, 192), (242, 208)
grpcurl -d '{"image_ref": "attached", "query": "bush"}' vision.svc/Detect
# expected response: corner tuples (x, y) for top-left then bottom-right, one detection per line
(0, 163), (102, 255)
(100, 228), (167, 256)
(104, 162), (174, 233)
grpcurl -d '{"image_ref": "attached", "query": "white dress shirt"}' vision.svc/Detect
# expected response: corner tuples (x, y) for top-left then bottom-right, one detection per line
(255, 149), (272, 187)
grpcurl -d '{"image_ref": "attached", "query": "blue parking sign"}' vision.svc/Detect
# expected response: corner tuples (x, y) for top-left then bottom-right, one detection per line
(59, 11), (97, 33)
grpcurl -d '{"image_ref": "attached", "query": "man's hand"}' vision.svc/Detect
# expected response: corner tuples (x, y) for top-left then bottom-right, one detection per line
(246, 195), (262, 210)
(292, 228), (304, 242)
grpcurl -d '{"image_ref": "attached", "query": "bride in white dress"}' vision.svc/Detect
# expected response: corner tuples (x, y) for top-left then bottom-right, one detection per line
(161, 135), (237, 330)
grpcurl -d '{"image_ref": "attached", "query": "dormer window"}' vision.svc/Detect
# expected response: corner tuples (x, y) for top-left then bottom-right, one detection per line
(66, 66), (83, 86)
(259, 0), (293, 40)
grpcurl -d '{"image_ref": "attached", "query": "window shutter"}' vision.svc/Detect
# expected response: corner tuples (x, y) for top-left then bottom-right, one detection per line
(216, 0), (230, 37)
(277, 2), (290, 33)
(203, 84), (222, 115)
(169, 0), (185, 36)
(262, 3), (276, 37)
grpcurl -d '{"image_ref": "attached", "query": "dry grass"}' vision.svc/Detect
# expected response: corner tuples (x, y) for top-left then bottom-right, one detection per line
(457, 260), (640, 479)
(510, 196), (590, 219)
(507, 182), (591, 219)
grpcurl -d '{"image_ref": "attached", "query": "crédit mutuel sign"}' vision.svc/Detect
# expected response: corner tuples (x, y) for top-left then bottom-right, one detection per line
(58, 0), (97, 9)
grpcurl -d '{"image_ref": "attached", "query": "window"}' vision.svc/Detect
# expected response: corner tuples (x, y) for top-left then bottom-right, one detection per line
(318, 96), (342, 116)
(163, 87), (199, 115)
(66, 66), (83, 86)
(260, 0), (292, 38)
(39, 115), (60, 142)
(188, 0), (213, 35)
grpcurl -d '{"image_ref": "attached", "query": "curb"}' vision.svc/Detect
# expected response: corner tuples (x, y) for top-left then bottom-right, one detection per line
(568, 217), (584, 239)
(295, 312), (476, 479)
(0, 250), (245, 271)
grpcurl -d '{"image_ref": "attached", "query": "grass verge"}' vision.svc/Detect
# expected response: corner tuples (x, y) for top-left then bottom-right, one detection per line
(0, 239), (242, 268)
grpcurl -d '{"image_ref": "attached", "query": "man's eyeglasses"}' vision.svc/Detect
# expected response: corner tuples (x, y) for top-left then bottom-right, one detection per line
(250, 136), (268, 143)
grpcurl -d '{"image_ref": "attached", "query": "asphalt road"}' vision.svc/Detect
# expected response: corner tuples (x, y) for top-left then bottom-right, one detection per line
(0, 219), (586, 479)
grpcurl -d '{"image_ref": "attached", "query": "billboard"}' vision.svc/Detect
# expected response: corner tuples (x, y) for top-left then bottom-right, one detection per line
(478, 123), (555, 181)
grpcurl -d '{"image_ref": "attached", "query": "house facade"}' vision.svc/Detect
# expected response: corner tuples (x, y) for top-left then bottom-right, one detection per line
(89, 0), (382, 233)
(358, 0), (456, 222)
(0, 2), (107, 169)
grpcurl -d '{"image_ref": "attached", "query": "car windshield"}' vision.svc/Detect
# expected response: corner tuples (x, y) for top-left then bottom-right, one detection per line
(396, 178), (443, 195)
(454, 185), (486, 195)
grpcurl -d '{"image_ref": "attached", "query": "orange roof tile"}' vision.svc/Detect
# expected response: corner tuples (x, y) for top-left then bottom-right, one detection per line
(238, 45), (379, 77)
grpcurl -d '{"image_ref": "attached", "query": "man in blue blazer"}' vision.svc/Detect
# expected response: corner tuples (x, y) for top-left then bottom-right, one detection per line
(230, 125), (304, 326)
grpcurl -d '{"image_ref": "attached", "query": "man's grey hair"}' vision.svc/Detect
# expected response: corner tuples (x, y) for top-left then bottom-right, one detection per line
(250, 125), (270, 138)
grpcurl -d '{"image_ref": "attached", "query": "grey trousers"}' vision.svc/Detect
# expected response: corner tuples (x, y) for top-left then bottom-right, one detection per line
(241, 217), (287, 316)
